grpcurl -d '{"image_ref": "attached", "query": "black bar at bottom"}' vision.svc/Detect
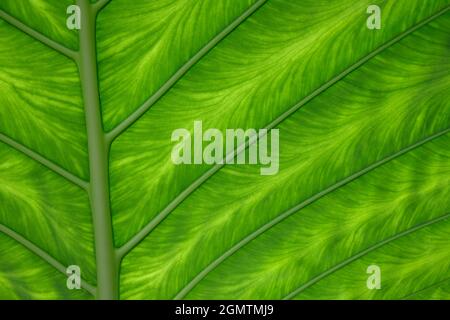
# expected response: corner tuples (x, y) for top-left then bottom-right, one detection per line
(0, 300), (446, 319)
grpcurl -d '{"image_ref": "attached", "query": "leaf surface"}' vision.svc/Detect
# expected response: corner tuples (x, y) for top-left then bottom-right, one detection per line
(0, 0), (449, 300)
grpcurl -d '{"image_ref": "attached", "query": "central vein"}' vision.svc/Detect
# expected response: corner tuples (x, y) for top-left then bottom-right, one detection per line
(77, 0), (118, 300)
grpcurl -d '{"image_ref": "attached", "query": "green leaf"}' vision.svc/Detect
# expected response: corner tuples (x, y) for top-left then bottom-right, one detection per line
(0, 0), (79, 50)
(0, 232), (92, 299)
(0, 0), (449, 300)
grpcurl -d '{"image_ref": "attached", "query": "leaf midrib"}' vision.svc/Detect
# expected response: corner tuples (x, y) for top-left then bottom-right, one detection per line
(1, 1), (449, 300)
(1, 0), (115, 299)
(0, 0), (267, 299)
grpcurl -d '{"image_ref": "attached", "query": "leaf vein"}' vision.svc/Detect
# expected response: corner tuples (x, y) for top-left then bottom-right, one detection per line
(0, 223), (96, 296)
(0, 133), (89, 191)
(105, 0), (268, 143)
(173, 127), (450, 299)
(93, 0), (112, 14)
(400, 276), (450, 300)
(117, 5), (450, 260)
(283, 213), (450, 299)
(0, 9), (78, 60)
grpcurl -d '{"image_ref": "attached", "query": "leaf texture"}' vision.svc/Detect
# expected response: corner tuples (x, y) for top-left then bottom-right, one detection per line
(0, 19), (88, 179)
(0, 233), (92, 299)
(120, 8), (450, 299)
(97, 0), (260, 131)
(110, 0), (450, 246)
(0, 0), (449, 300)
(0, 0), (79, 50)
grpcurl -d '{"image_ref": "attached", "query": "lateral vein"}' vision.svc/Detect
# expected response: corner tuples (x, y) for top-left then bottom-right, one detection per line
(0, 133), (89, 191)
(400, 276), (450, 300)
(173, 128), (450, 299)
(283, 213), (450, 299)
(105, 0), (268, 143)
(93, 0), (112, 14)
(0, 223), (97, 296)
(117, 5), (450, 260)
(0, 9), (78, 61)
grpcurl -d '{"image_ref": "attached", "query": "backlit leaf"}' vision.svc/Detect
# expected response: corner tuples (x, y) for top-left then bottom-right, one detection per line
(0, 0), (449, 300)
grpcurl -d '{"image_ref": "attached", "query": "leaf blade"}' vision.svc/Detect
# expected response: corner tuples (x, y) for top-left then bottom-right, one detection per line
(110, 0), (450, 247)
(119, 8), (450, 299)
